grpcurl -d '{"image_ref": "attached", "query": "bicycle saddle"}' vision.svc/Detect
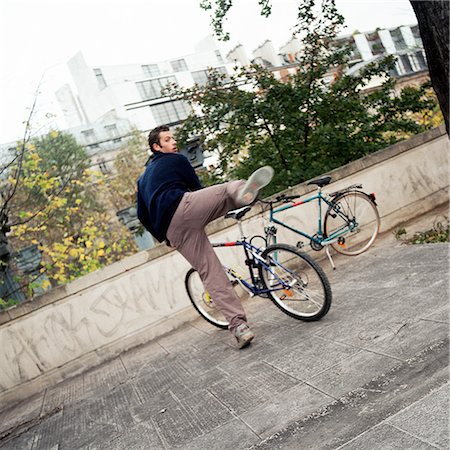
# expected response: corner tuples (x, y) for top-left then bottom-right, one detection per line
(307, 176), (332, 187)
(225, 206), (252, 220)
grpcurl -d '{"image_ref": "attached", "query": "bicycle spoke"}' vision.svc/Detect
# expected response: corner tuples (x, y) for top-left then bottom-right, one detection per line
(325, 191), (380, 255)
(185, 269), (229, 329)
(260, 245), (332, 320)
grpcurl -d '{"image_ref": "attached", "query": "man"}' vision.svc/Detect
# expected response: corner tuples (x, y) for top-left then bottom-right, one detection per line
(137, 125), (273, 348)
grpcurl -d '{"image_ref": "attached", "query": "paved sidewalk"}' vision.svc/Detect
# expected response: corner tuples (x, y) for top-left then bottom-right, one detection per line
(0, 221), (448, 448)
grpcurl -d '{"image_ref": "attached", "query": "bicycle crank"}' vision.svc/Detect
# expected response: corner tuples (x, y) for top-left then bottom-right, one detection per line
(310, 234), (324, 251)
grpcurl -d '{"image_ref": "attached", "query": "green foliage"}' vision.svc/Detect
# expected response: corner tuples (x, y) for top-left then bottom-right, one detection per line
(409, 221), (449, 244)
(410, 223), (450, 244)
(200, 0), (272, 40)
(169, 61), (438, 196)
(393, 227), (407, 240)
(0, 296), (19, 309)
(394, 217), (449, 244)
(180, 1), (441, 196)
(2, 130), (137, 303)
(104, 128), (149, 210)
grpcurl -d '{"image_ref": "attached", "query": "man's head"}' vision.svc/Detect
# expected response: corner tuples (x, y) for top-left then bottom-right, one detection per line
(148, 125), (177, 154)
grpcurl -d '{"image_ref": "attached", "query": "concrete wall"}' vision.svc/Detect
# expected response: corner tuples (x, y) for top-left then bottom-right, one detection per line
(0, 126), (448, 410)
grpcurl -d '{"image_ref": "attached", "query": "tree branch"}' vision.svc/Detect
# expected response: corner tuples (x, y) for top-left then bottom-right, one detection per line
(0, 77), (43, 226)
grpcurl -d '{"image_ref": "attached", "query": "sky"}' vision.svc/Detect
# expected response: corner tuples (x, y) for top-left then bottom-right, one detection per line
(0, 0), (417, 144)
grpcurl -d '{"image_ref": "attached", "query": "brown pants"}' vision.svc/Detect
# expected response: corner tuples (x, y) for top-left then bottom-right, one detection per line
(166, 181), (247, 332)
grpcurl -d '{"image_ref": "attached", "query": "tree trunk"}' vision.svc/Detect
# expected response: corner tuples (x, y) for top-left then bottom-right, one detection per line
(410, 0), (449, 135)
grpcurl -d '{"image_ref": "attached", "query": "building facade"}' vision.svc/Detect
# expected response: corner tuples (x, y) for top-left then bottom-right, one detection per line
(278, 24), (427, 78)
(55, 35), (233, 144)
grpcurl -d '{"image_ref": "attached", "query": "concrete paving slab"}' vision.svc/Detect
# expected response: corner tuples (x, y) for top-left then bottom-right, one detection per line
(364, 318), (449, 361)
(31, 410), (64, 450)
(83, 357), (128, 396)
(131, 389), (235, 448)
(156, 323), (210, 353)
(423, 305), (449, 323)
(41, 374), (85, 414)
(253, 340), (448, 450)
(119, 340), (169, 374)
(307, 349), (400, 398)
(263, 335), (359, 381)
(0, 223), (448, 449)
(95, 421), (165, 450)
(0, 391), (43, 436)
(183, 419), (260, 450)
(207, 361), (299, 415)
(387, 383), (449, 449)
(0, 431), (35, 450)
(338, 423), (436, 449)
(241, 382), (333, 438)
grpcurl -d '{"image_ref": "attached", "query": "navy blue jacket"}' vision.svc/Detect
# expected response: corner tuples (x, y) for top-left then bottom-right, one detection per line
(137, 152), (202, 243)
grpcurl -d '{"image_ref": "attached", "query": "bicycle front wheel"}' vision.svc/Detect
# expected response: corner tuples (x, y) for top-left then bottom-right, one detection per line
(324, 191), (380, 256)
(259, 244), (332, 321)
(185, 268), (229, 329)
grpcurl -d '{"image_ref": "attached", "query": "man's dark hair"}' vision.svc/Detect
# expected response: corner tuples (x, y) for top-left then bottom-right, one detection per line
(148, 125), (170, 153)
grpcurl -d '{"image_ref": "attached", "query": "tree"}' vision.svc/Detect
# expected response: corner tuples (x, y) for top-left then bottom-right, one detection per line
(104, 129), (149, 211)
(200, 0), (449, 135)
(1, 130), (137, 305)
(409, 0), (449, 135)
(170, 2), (439, 194)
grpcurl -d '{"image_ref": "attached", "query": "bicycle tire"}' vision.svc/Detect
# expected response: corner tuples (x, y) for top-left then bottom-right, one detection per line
(184, 268), (229, 329)
(324, 191), (380, 256)
(259, 244), (332, 321)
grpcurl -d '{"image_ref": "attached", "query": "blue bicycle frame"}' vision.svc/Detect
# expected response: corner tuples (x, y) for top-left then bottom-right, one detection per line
(212, 239), (299, 296)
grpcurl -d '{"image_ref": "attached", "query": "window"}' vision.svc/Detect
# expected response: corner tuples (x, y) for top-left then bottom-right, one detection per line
(98, 158), (111, 174)
(400, 54), (413, 73)
(192, 70), (209, 86)
(136, 76), (177, 100)
(191, 67), (229, 86)
(390, 29), (407, 52)
(215, 50), (224, 63)
(104, 124), (119, 138)
(415, 50), (427, 70)
(170, 58), (188, 72)
(151, 101), (190, 125)
(81, 129), (96, 144)
(104, 124), (122, 143)
(366, 32), (384, 55)
(93, 68), (107, 90)
(142, 64), (160, 78)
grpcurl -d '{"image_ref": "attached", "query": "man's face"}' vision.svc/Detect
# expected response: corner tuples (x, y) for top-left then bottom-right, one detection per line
(155, 131), (177, 153)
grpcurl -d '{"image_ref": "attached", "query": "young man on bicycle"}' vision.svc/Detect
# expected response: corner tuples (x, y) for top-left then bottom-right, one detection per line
(137, 125), (273, 348)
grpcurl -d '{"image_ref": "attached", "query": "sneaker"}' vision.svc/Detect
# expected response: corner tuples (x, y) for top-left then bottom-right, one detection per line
(237, 166), (274, 205)
(234, 323), (255, 349)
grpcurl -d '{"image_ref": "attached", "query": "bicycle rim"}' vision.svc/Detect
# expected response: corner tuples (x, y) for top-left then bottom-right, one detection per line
(325, 191), (380, 256)
(259, 244), (332, 321)
(185, 268), (229, 329)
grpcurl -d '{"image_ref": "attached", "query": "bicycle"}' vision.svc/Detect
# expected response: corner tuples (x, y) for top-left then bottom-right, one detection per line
(262, 175), (380, 269)
(185, 205), (332, 329)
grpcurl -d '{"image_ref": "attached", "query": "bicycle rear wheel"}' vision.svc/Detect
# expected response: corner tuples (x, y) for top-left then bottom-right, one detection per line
(259, 244), (332, 321)
(185, 268), (229, 329)
(324, 191), (380, 256)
